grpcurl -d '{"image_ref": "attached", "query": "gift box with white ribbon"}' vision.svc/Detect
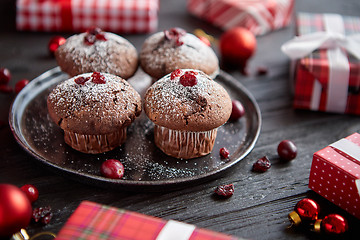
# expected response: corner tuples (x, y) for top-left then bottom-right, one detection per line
(282, 13), (360, 115)
(187, 0), (294, 36)
(308, 133), (360, 219)
(56, 201), (243, 240)
(16, 0), (159, 33)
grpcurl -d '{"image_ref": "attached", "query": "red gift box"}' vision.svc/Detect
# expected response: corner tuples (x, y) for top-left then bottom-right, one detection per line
(56, 201), (241, 240)
(282, 13), (360, 115)
(16, 0), (159, 33)
(187, 0), (294, 36)
(309, 133), (360, 219)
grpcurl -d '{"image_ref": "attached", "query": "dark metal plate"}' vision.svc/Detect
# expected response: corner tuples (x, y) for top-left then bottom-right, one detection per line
(9, 67), (261, 191)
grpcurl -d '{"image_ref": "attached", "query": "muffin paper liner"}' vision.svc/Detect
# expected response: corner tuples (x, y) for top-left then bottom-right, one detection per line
(154, 125), (217, 159)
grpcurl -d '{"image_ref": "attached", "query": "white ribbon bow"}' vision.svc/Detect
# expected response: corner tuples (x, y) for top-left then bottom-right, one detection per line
(281, 13), (360, 113)
(282, 29), (360, 60)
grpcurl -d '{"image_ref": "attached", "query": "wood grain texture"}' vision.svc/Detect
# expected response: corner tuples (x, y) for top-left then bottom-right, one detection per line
(1, 0), (360, 239)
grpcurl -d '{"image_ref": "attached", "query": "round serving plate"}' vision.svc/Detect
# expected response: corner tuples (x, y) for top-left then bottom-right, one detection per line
(9, 67), (261, 191)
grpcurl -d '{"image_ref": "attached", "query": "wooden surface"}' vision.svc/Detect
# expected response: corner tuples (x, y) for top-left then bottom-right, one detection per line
(1, 0), (360, 239)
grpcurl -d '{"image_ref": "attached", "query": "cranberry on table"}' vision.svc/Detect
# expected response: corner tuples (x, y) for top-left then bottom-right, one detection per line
(277, 140), (297, 161)
(32, 206), (52, 225)
(230, 100), (245, 121)
(15, 79), (29, 94)
(0, 68), (11, 84)
(252, 156), (271, 173)
(20, 184), (39, 204)
(101, 159), (125, 179)
(214, 184), (234, 198)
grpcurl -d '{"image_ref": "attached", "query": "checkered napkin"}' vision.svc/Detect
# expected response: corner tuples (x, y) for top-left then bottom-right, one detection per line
(56, 201), (240, 240)
(283, 13), (360, 114)
(187, 0), (294, 36)
(16, 0), (159, 33)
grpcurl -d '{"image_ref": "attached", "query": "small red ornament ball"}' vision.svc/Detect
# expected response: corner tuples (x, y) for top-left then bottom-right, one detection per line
(219, 27), (256, 68)
(295, 198), (320, 221)
(322, 214), (348, 234)
(48, 36), (66, 55)
(20, 184), (39, 203)
(0, 184), (32, 237)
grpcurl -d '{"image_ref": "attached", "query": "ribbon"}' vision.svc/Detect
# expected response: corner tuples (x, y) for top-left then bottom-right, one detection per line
(281, 14), (360, 113)
(59, 0), (73, 31)
(330, 137), (360, 197)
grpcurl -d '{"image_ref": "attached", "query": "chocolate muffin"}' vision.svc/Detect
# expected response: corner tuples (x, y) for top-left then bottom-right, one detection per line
(47, 72), (142, 154)
(144, 69), (232, 159)
(140, 28), (219, 80)
(55, 27), (138, 79)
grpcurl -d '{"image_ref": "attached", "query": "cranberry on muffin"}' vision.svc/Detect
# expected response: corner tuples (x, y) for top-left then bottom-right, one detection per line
(47, 72), (141, 154)
(144, 69), (231, 159)
(55, 27), (138, 79)
(140, 27), (219, 80)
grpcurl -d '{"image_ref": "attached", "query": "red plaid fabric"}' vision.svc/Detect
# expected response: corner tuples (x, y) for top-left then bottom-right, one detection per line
(56, 201), (239, 240)
(16, 0), (159, 33)
(293, 13), (360, 115)
(187, 0), (294, 36)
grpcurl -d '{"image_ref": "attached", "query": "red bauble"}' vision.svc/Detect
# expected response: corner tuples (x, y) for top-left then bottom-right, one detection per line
(219, 27), (256, 71)
(321, 214), (348, 234)
(0, 184), (32, 237)
(48, 36), (66, 55)
(295, 198), (320, 221)
(288, 198), (320, 226)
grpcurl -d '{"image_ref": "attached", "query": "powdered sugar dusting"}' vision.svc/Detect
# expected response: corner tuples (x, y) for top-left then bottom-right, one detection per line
(140, 32), (219, 77)
(48, 72), (141, 133)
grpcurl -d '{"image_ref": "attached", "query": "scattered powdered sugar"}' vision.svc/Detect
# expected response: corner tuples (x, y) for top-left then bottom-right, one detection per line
(48, 72), (140, 128)
(140, 32), (219, 74)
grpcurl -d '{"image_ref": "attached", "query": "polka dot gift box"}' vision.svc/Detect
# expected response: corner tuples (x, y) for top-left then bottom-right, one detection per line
(309, 133), (360, 219)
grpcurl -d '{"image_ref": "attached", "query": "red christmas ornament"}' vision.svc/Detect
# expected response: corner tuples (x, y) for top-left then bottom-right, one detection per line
(0, 184), (32, 237)
(48, 36), (66, 55)
(288, 198), (320, 226)
(314, 214), (348, 234)
(219, 27), (256, 72)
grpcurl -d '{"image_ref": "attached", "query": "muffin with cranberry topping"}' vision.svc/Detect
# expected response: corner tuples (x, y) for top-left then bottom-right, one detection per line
(47, 72), (142, 154)
(139, 28), (219, 80)
(144, 69), (231, 159)
(55, 27), (138, 79)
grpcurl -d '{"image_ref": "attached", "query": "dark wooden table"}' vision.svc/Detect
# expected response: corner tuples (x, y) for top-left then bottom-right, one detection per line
(1, 0), (360, 239)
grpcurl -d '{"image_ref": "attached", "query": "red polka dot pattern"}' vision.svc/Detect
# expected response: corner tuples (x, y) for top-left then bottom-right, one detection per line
(309, 133), (360, 219)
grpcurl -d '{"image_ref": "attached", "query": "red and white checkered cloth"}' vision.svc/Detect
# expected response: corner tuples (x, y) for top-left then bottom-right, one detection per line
(187, 0), (294, 36)
(291, 13), (360, 115)
(16, 0), (159, 33)
(56, 201), (241, 240)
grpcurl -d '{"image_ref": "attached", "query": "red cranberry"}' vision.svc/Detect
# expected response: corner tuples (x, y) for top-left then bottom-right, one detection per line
(15, 79), (29, 93)
(252, 156), (271, 173)
(87, 26), (102, 35)
(219, 147), (230, 159)
(41, 212), (53, 225)
(32, 206), (52, 223)
(0, 68), (11, 84)
(230, 100), (245, 121)
(164, 28), (186, 46)
(214, 184), (234, 198)
(91, 72), (106, 84)
(101, 159), (124, 179)
(95, 33), (107, 41)
(257, 66), (268, 76)
(184, 70), (198, 75)
(170, 69), (183, 80)
(277, 140), (297, 161)
(20, 184), (39, 203)
(48, 36), (66, 55)
(74, 76), (90, 85)
(179, 73), (197, 87)
(84, 34), (97, 45)
(0, 84), (13, 94)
